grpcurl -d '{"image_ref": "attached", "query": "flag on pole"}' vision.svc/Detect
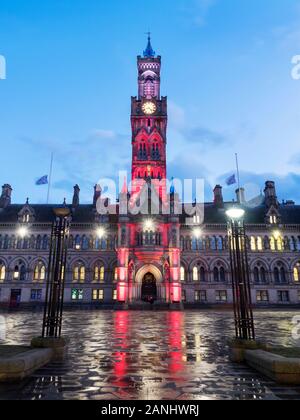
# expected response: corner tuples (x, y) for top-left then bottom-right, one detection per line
(226, 174), (237, 186)
(36, 175), (48, 186)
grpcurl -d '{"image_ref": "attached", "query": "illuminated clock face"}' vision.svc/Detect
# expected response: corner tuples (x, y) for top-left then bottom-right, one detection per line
(142, 101), (157, 115)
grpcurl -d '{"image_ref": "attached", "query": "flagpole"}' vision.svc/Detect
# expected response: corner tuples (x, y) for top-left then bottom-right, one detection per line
(47, 153), (54, 204)
(235, 153), (241, 203)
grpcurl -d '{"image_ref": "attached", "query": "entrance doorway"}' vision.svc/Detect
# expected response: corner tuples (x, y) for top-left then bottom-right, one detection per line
(141, 273), (157, 304)
(10, 289), (21, 308)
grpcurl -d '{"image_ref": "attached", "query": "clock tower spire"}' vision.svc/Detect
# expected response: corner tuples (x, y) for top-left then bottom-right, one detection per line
(131, 36), (168, 200)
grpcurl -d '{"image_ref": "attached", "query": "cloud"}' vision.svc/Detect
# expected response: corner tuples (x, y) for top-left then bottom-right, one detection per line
(19, 129), (131, 203)
(180, 0), (217, 26)
(183, 126), (228, 148)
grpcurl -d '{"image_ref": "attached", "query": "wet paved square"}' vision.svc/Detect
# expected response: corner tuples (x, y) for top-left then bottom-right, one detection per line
(0, 310), (300, 400)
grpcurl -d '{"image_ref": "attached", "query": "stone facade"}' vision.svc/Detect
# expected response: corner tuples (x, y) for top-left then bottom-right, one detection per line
(0, 39), (299, 308)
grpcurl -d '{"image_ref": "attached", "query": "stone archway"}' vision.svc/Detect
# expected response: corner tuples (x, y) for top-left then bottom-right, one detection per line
(131, 264), (165, 302)
(141, 273), (157, 303)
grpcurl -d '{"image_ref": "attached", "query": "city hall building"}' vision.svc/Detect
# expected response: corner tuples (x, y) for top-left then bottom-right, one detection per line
(0, 38), (300, 309)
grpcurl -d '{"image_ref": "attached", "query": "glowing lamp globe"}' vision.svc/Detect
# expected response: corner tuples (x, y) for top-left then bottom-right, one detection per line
(226, 208), (245, 221)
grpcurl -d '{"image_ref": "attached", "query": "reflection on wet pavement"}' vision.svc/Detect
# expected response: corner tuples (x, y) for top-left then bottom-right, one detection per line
(0, 310), (300, 400)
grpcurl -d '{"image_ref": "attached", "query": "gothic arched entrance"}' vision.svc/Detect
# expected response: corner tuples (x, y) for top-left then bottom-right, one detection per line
(141, 273), (157, 303)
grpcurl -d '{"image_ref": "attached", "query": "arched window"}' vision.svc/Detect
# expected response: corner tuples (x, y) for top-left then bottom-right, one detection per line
(42, 235), (48, 250)
(250, 237), (257, 251)
(193, 267), (199, 281)
(73, 262), (86, 283)
(276, 236), (283, 251)
(200, 266), (206, 282)
(253, 265), (267, 284)
(36, 235), (42, 250)
(14, 261), (26, 281)
(213, 265), (226, 283)
(254, 267), (260, 283)
(270, 237), (276, 251)
(217, 237), (223, 251)
(94, 264), (105, 283)
(180, 267), (185, 282)
(257, 237), (263, 251)
(34, 261), (46, 282)
(0, 260), (6, 282)
(75, 235), (81, 250)
(213, 267), (219, 282)
(260, 267), (267, 284)
(114, 267), (118, 282)
(274, 263), (287, 284)
(82, 236), (89, 250)
(211, 237), (217, 251)
(293, 263), (300, 282)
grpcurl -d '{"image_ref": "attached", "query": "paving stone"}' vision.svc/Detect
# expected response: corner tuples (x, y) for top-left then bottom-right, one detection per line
(0, 310), (299, 400)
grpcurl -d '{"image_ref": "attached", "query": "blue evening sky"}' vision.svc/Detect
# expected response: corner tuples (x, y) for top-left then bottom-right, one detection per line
(0, 0), (300, 204)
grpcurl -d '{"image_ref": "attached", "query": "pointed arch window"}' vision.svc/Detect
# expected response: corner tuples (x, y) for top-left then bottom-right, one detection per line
(14, 261), (26, 281)
(257, 237), (263, 251)
(34, 261), (46, 283)
(73, 262), (86, 283)
(250, 237), (257, 251)
(274, 263), (287, 284)
(180, 266), (185, 282)
(94, 264), (105, 283)
(0, 260), (6, 282)
(193, 267), (199, 282)
(293, 263), (300, 282)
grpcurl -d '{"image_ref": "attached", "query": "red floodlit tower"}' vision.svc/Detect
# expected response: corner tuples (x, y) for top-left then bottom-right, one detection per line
(116, 36), (182, 306)
(131, 35), (168, 203)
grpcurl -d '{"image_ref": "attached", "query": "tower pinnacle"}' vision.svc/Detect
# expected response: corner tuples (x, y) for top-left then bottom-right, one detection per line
(143, 32), (156, 58)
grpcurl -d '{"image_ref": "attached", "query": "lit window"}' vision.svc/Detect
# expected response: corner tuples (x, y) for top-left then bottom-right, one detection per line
(73, 262), (86, 283)
(270, 237), (276, 251)
(256, 291), (269, 302)
(114, 268), (118, 282)
(94, 265), (105, 283)
(13, 262), (26, 281)
(72, 289), (83, 301)
(294, 263), (300, 282)
(92, 289), (104, 301)
(113, 289), (117, 301)
(0, 261), (6, 282)
(270, 215), (277, 225)
(193, 267), (198, 281)
(34, 261), (46, 282)
(216, 291), (227, 302)
(195, 291), (200, 302)
(257, 237), (263, 251)
(180, 267), (185, 282)
(250, 237), (257, 251)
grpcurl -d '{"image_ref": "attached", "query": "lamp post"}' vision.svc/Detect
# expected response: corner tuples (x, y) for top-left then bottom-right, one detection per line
(226, 207), (255, 341)
(42, 206), (71, 338)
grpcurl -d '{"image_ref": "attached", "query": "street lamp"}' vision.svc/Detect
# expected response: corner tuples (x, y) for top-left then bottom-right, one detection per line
(144, 219), (154, 231)
(226, 206), (255, 341)
(193, 227), (202, 239)
(42, 206), (71, 338)
(96, 226), (106, 239)
(17, 226), (29, 238)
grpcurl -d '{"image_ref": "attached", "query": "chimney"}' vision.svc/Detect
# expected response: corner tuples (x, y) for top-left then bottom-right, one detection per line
(213, 185), (223, 207)
(93, 184), (102, 207)
(236, 187), (246, 204)
(0, 184), (12, 208)
(264, 181), (278, 208)
(72, 184), (80, 208)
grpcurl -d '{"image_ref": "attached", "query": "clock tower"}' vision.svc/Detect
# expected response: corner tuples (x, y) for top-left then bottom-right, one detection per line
(131, 35), (167, 200)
